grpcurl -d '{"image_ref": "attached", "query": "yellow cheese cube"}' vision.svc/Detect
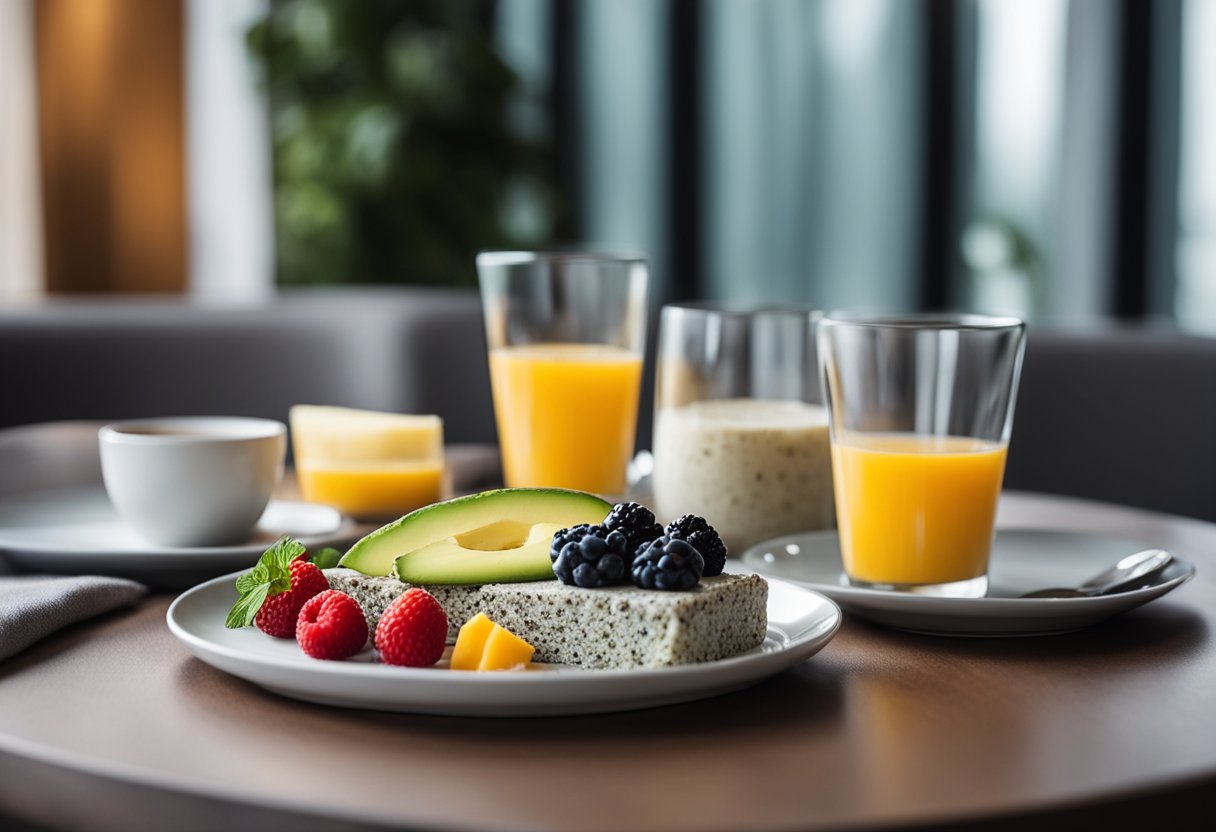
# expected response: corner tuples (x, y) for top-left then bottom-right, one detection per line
(478, 623), (536, 671)
(290, 405), (443, 463)
(289, 405), (445, 520)
(450, 613), (496, 671)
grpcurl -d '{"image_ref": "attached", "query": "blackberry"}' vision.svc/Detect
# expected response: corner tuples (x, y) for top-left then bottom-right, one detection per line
(665, 514), (728, 577)
(631, 536), (705, 591)
(602, 502), (664, 553)
(550, 524), (630, 588)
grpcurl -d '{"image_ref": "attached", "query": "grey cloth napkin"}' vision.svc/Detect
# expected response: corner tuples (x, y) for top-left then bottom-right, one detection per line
(0, 575), (147, 661)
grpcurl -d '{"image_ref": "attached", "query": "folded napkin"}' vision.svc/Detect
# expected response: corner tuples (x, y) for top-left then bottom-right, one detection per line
(0, 575), (147, 661)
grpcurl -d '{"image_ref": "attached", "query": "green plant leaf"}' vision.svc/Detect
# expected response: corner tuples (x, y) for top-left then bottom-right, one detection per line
(248, 1), (560, 288)
(310, 547), (344, 570)
(224, 536), (307, 629)
(225, 583), (271, 630)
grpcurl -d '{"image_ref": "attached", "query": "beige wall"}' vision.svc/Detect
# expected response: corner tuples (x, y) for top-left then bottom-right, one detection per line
(36, 0), (186, 294)
(0, 0), (44, 302)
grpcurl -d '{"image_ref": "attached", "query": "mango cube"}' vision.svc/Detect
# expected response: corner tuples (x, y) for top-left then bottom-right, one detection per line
(479, 623), (536, 671)
(449, 612), (535, 671)
(450, 613), (496, 671)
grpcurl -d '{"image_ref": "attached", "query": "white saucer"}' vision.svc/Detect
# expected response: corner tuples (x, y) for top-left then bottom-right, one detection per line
(741, 529), (1196, 636)
(167, 573), (841, 717)
(0, 486), (363, 587)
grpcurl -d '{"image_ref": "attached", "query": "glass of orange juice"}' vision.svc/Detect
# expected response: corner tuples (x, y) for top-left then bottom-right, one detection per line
(476, 251), (649, 495)
(818, 313), (1025, 597)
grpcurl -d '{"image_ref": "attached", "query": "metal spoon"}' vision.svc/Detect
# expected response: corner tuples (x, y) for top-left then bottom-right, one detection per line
(1019, 548), (1174, 599)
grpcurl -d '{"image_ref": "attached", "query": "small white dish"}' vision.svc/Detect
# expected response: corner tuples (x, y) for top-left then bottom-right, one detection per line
(741, 529), (1196, 636)
(166, 573), (841, 717)
(0, 486), (361, 587)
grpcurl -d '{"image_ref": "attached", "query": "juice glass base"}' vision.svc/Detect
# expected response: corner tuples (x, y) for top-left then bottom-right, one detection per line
(843, 574), (989, 598)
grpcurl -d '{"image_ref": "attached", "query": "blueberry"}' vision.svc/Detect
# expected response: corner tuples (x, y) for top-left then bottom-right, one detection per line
(631, 536), (705, 591)
(551, 525), (630, 588)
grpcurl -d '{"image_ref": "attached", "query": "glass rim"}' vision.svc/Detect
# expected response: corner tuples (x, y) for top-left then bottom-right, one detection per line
(476, 250), (648, 268)
(818, 310), (1024, 331)
(661, 300), (820, 320)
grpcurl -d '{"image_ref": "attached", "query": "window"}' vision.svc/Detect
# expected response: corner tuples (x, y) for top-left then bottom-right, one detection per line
(1177, 0), (1216, 334)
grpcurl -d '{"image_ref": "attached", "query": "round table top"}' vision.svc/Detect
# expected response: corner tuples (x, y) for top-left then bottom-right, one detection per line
(2, 491), (1214, 831)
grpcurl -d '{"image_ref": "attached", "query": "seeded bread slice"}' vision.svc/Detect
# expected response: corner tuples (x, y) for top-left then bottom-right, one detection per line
(324, 568), (768, 670)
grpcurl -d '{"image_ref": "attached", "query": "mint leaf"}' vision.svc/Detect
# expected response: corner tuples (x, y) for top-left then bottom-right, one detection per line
(225, 583), (270, 629)
(310, 547), (343, 570)
(235, 568), (266, 594)
(265, 536), (306, 570)
(224, 536), (307, 629)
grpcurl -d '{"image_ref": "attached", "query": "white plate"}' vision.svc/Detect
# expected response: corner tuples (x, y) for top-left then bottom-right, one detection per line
(166, 573), (842, 717)
(0, 486), (362, 587)
(741, 529), (1196, 636)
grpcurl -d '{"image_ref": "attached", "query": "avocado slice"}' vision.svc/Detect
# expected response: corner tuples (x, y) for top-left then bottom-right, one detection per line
(339, 487), (612, 576)
(394, 522), (563, 585)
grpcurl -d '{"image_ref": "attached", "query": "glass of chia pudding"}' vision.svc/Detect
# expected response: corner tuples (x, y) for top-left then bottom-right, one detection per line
(651, 303), (833, 553)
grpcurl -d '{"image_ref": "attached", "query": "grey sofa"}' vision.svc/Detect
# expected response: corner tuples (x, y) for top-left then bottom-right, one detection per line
(0, 288), (497, 446)
(1004, 324), (1216, 522)
(2, 291), (1214, 523)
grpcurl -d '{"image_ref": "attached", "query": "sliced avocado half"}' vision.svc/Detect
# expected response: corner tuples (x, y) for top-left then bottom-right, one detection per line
(338, 487), (612, 576)
(394, 522), (563, 585)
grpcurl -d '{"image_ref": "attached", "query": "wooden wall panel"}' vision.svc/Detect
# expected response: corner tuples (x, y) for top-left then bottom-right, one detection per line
(36, 0), (186, 293)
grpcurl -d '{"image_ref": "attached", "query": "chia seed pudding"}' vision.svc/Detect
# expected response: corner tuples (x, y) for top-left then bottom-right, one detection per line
(652, 398), (834, 551)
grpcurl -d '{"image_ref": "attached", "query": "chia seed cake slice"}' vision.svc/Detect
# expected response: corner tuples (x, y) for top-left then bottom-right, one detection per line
(324, 568), (768, 670)
(323, 569), (486, 636)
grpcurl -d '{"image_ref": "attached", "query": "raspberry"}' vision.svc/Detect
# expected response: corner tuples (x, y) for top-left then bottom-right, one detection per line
(226, 538), (332, 636)
(296, 590), (369, 660)
(375, 588), (449, 667)
(665, 514), (728, 577)
(253, 559), (330, 638)
(631, 536), (705, 591)
(602, 502), (664, 553)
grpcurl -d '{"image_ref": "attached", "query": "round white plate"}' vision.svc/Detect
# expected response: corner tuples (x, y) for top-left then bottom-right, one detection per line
(0, 486), (361, 586)
(167, 573), (842, 717)
(741, 529), (1196, 636)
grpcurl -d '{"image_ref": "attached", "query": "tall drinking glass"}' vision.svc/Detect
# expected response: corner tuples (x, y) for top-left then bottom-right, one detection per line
(476, 251), (649, 495)
(651, 303), (834, 552)
(818, 313), (1025, 597)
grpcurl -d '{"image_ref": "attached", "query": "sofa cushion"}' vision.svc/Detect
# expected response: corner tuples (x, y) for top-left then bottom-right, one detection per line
(0, 288), (496, 445)
(1005, 325), (1216, 522)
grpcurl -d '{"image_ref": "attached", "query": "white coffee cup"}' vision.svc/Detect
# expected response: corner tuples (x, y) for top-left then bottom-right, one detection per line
(99, 417), (287, 547)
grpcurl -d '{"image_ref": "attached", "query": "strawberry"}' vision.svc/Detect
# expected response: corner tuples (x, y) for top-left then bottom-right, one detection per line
(225, 537), (329, 637)
(375, 588), (449, 667)
(296, 590), (369, 660)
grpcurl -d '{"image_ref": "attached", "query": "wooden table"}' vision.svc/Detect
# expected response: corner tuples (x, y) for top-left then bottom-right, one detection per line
(2, 492), (1214, 831)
